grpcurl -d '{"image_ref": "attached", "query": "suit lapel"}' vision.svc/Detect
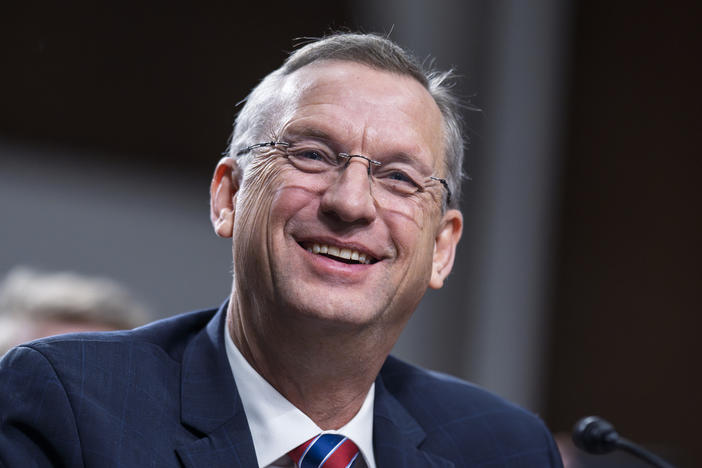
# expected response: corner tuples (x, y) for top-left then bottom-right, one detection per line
(173, 303), (454, 467)
(175, 301), (258, 468)
(373, 371), (455, 468)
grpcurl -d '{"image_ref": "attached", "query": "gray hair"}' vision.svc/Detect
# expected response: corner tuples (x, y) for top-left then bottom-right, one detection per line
(0, 266), (151, 356)
(0, 267), (150, 328)
(228, 32), (465, 209)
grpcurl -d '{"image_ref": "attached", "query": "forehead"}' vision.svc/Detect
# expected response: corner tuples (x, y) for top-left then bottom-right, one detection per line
(278, 61), (444, 166)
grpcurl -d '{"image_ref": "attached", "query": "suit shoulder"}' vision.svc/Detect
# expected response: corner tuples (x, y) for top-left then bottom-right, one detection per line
(380, 355), (531, 417)
(21, 307), (217, 365)
(379, 355), (561, 464)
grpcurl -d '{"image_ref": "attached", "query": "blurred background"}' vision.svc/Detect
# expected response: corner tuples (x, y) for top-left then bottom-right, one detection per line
(1, 1), (699, 466)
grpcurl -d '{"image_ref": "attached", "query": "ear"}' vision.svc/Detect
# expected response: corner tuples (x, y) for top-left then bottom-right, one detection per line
(429, 208), (463, 289)
(210, 157), (241, 238)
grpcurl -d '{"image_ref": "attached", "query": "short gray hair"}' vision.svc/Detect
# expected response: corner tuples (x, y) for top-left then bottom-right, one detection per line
(0, 266), (151, 356)
(0, 266), (150, 329)
(228, 32), (465, 209)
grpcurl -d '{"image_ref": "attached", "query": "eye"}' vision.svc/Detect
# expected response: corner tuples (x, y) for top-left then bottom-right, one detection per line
(299, 150), (325, 161)
(286, 144), (337, 173)
(288, 144), (335, 163)
(374, 165), (423, 194)
(383, 169), (420, 187)
(387, 171), (415, 183)
(376, 169), (422, 195)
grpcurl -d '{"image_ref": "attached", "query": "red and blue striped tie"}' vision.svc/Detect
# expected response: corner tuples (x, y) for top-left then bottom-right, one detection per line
(288, 433), (360, 468)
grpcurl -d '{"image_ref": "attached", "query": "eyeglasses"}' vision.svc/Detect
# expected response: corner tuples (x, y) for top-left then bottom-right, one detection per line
(236, 141), (452, 207)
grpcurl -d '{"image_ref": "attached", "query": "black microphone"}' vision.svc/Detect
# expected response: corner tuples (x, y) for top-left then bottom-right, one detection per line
(572, 416), (676, 468)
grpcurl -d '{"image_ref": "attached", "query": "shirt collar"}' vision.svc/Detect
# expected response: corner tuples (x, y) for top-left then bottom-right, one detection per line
(224, 326), (376, 468)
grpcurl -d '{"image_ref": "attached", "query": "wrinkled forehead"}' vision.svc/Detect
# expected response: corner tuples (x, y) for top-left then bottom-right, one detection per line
(273, 61), (445, 168)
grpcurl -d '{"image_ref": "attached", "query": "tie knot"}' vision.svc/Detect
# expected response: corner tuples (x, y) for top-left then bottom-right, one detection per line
(288, 433), (360, 468)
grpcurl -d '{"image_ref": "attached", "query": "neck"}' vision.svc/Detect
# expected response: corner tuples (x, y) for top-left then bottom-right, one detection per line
(227, 290), (397, 430)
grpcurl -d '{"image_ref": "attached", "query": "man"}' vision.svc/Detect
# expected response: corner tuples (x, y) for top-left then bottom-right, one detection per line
(0, 33), (562, 467)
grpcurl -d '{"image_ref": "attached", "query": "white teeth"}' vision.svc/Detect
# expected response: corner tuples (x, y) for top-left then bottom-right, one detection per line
(309, 243), (372, 264)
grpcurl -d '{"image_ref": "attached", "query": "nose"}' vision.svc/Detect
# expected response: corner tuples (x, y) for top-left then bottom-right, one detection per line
(320, 157), (378, 224)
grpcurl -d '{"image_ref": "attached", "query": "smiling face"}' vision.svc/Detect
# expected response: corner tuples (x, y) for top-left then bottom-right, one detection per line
(214, 61), (462, 336)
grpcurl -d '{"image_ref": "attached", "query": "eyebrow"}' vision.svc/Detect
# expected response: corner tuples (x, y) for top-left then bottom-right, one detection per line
(283, 125), (336, 145)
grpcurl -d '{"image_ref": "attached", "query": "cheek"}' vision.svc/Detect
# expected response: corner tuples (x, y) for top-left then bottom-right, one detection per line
(379, 193), (440, 231)
(232, 158), (288, 276)
(267, 169), (329, 236)
(382, 200), (440, 254)
(385, 207), (439, 279)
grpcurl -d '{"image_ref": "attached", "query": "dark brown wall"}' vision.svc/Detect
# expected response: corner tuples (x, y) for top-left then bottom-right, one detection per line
(1, 1), (353, 174)
(546, 2), (701, 465)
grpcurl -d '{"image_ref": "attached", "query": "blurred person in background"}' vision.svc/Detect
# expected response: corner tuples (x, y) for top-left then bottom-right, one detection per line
(0, 33), (562, 467)
(0, 266), (150, 356)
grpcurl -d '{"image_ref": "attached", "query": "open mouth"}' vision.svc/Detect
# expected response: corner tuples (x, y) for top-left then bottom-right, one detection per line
(300, 242), (378, 265)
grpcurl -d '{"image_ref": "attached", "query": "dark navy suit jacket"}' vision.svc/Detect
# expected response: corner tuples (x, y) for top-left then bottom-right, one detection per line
(0, 302), (562, 467)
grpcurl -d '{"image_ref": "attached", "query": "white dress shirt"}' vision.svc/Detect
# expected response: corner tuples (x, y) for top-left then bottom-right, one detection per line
(224, 327), (376, 468)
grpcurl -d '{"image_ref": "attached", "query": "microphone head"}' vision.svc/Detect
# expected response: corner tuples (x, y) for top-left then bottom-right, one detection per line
(572, 416), (620, 454)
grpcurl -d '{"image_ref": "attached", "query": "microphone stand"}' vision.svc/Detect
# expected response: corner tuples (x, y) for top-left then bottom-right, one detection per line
(615, 437), (675, 468)
(572, 416), (676, 468)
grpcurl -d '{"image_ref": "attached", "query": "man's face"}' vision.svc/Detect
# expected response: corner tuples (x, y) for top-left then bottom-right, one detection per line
(224, 61), (461, 332)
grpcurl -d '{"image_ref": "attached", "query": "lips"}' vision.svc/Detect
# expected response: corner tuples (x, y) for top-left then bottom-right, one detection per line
(299, 241), (378, 265)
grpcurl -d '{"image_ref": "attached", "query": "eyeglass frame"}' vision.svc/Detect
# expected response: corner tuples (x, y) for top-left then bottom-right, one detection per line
(236, 141), (452, 207)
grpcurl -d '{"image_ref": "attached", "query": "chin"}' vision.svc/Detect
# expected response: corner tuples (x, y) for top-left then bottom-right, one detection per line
(283, 292), (386, 327)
